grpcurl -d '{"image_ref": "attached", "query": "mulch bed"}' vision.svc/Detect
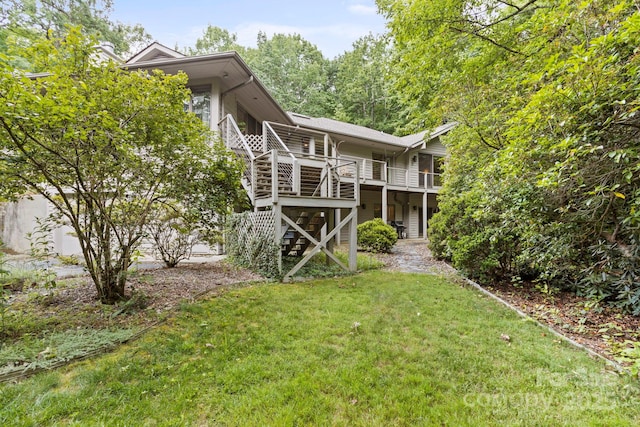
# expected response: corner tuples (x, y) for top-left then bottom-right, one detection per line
(484, 281), (640, 363)
(4, 261), (265, 335)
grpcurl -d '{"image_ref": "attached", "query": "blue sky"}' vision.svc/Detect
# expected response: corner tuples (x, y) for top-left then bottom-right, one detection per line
(111, 0), (387, 58)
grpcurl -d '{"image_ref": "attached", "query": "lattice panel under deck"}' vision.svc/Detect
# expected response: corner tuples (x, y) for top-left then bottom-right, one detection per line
(244, 134), (263, 152)
(229, 210), (277, 267)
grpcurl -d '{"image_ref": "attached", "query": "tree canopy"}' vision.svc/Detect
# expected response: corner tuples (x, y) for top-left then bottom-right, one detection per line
(242, 32), (336, 118)
(379, 0), (640, 312)
(0, 0), (151, 69)
(185, 25), (245, 56)
(186, 27), (408, 132)
(333, 33), (405, 134)
(0, 28), (242, 303)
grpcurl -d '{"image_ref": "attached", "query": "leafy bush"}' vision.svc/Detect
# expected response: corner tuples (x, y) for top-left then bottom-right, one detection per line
(146, 203), (200, 268)
(357, 218), (397, 253)
(579, 239), (640, 315)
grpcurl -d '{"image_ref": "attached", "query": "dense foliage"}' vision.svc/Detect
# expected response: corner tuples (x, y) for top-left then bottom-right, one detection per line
(0, 29), (242, 303)
(243, 32), (336, 118)
(333, 34), (404, 134)
(188, 27), (407, 134)
(380, 0), (640, 312)
(357, 218), (398, 253)
(0, 0), (150, 69)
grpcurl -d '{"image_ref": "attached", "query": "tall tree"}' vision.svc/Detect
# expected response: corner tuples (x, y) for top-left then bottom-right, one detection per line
(380, 0), (640, 312)
(186, 25), (245, 56)
(244, 32), (335, 117)
(0, 28), (242, 303)
(333, 33), (404, 134)
(0, 0), (150, 68)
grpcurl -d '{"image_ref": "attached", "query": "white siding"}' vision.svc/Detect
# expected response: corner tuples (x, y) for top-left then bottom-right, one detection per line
(1, 197), (48, 253)
(425, 138), (447, 156)
(408, 194), (423, 239)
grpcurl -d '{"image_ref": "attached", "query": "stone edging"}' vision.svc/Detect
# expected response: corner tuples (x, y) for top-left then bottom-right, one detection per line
(462, 277), (624, 372)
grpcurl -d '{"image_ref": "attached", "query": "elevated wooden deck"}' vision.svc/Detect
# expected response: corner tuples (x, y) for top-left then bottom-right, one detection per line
(220, 115), (359, 280)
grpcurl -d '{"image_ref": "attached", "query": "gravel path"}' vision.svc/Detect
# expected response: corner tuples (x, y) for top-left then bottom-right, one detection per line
(377, 239), (457, 275)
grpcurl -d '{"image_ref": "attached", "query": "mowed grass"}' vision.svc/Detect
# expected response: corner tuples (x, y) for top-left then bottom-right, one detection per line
(1, 271), (639, 426)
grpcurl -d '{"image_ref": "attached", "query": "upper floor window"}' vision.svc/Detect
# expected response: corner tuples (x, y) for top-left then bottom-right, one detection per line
(237, 104), (261, 135)
(186, 89), (211, 128)
(419, 153), (444, 188)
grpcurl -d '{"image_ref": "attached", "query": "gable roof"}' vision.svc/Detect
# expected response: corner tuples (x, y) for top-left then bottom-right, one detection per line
(123, 42), (455, 144)
(126, 42), (185, 64)
(125, 50), (292, 125)
(401, 122), (458, 148)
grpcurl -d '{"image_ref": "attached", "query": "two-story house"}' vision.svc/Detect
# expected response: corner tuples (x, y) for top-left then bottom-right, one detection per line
(1, 42), (451, 272)
(125, 43), (450, 233)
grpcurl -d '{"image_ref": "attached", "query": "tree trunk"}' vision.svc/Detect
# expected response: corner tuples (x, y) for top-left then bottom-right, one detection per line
(95, 263), (128, 304)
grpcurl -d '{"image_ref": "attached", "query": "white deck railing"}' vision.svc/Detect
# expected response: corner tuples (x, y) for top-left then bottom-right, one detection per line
(220, 115), (256, 201)
(418, 172), (442, 189)
(220, 115), (359, 203)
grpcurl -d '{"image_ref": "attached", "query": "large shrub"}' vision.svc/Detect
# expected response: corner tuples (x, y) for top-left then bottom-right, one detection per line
(384, 0), (640, 314)
(357, 218), (398, 253)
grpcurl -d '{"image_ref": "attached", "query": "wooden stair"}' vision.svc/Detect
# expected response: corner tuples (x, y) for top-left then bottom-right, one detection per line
(281, 211), (326, 257)
(254, 157), (296, 198)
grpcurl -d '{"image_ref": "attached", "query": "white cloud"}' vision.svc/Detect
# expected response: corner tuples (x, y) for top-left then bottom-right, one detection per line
(348, 4), (378, 16)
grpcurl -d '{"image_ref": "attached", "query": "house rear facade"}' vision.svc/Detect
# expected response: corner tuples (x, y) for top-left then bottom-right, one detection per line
(127, 43), (451, 238)
(1, 42), (451, 258)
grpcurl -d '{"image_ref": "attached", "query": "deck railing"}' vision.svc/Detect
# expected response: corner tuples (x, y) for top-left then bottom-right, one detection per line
(339, 155), (387, 181)
(250, 150), (358, 202)
(419, 172), (442, 189)
(338, 155), (443, 190)
(220, 114), (439, 203)
(220, 114), (256, 201)
(331, 159), (359, 201)
(266, 122), (328, 158)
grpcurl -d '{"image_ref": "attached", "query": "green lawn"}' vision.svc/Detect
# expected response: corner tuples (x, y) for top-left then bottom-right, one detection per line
(1, 271), (639, 426)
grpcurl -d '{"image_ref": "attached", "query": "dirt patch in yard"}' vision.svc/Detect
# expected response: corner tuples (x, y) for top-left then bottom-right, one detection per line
(2, 261), (265, 339)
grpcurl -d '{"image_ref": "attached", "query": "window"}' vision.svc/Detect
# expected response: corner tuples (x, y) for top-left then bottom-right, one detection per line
(433, 156), (444, 187)
(186, 89), (211, 128)
(418, 153), (445, 188)
(418, 153), (432, 187)
(237, 104), (261, 135)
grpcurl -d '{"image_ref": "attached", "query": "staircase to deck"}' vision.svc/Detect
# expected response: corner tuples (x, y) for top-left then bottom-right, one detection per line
(220, 114), (359, 279)
(220, 115), (358, 209)
(281, 211), (326, 257)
